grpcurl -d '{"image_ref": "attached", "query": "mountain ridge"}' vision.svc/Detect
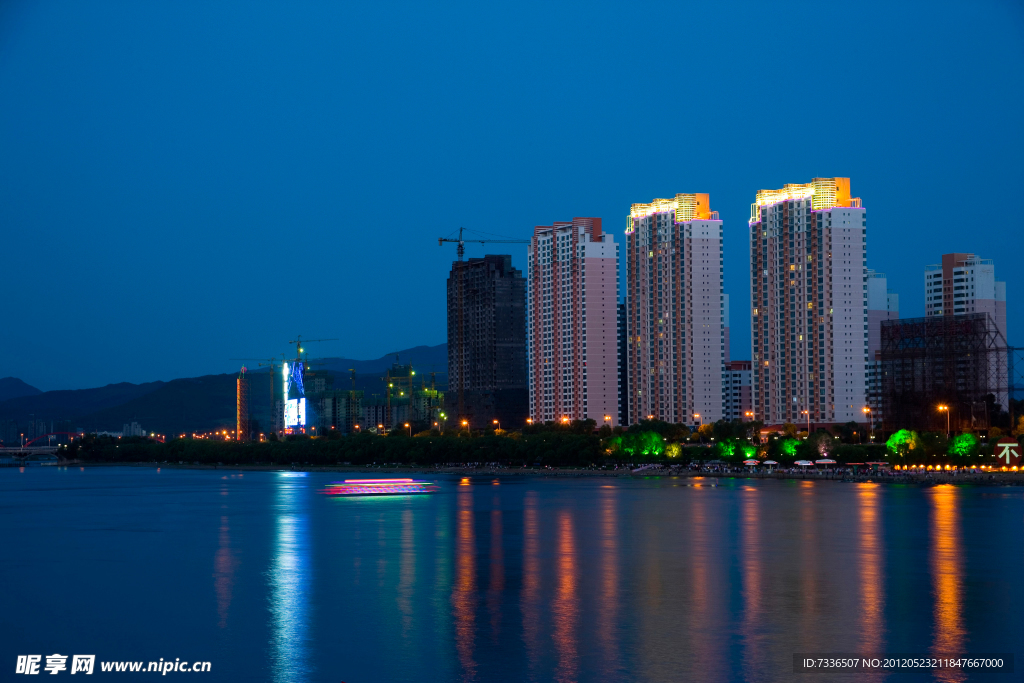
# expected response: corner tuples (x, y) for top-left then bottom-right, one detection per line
(0, 377), (42, 402)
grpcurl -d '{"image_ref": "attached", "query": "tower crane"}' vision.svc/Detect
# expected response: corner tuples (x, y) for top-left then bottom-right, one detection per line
(288, 335), (338, 363)
(438, 227), (529, 424)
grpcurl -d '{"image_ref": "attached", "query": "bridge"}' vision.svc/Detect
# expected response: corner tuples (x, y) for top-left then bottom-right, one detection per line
(0, 446), (59, 457)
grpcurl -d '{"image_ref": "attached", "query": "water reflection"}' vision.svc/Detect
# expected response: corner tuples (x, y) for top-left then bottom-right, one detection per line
(740, 486), (762, 678)
(688, 486), (724, 680)
(552, 510), (579, 683)
(488, 498), (504, 640)
(213, 515), (238, 629)
(521, 491), (540, 681)
(269, 473), (312, 683)
(930, 486), (965, 682)
(856, 484), (884, 653)
(453, 484), (477, 680)
(398, 508), (415, 638)
(798, 480), (819, 645)
(598, 487), (619, 677)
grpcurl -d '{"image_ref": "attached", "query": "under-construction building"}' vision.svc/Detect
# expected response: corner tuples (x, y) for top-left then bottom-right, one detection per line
(361, 361), (444, 431)
(447, 255), (527, 429)
(880, 313), (1008, 432)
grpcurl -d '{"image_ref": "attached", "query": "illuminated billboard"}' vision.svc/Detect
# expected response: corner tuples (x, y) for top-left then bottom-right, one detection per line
(284, 398), (306, 428)
(283, 362), (307, 428)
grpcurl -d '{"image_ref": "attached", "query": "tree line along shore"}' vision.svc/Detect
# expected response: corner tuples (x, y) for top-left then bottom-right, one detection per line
(62, 418), (1022, 472)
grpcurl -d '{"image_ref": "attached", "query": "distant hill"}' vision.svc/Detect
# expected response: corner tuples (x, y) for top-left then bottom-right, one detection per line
(0, 381), (165, 423)
(247, 343), (448, 375)
(0, 377), (42, 402)
(74, 374), (239, 436)
(0, 343), (449, 435)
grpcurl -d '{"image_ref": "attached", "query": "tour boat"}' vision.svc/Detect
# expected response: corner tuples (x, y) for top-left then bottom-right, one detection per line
(321, 478), (439, 496)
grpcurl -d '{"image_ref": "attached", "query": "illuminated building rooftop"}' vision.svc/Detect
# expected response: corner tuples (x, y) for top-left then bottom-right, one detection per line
(750, 177), (860, 222)
(629, 193), (713, 222)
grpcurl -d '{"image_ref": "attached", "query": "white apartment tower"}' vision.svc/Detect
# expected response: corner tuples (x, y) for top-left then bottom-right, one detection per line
(526, 217), (619, 425)
(625, 193), (724, 426)
(749, 178), (867, 426)
(924, 253), (1007, 341)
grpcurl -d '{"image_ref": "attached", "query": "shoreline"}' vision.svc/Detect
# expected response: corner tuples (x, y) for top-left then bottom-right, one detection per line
(52, 461), (1024, 486)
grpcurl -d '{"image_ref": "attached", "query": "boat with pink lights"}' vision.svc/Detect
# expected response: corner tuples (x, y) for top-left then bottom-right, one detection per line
(321, 478), (439, 496)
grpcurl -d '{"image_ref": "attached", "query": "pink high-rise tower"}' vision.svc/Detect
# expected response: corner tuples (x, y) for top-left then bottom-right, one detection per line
(526, 218), (619, 426)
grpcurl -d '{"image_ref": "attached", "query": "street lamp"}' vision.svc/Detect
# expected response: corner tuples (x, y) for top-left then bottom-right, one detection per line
(603, 415), (611, 428)
(937, 405), (949, 438)
(493, 419), (500, 432)
(561, 416), (569, 425)
(405, 422), (411, 437)
(801, 409), (810, 436)
(378, 424), (384, 435)
(526, 417), (533, 425)
(862, 406), (873, 442)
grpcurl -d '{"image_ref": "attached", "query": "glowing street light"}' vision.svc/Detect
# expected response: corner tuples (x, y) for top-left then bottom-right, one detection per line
(493, 419), (500, 432)
(862, 406), (873, 441)
(937, 405), (950, 437)
(405, 422), (411, 437)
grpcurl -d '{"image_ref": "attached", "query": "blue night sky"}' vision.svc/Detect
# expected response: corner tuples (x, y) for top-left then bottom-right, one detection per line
(1, 1), (1021, 390)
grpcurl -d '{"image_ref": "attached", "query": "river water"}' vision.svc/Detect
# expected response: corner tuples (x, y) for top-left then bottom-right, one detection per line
(1, 467), (1021, 682)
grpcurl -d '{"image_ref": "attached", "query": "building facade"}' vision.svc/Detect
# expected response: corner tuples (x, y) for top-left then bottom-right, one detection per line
(617, 302), (628, 427)
(881, 314), (1008, 431)
(723, 360), (752, 421)
(866, 270), (899, 358)
(749, 178), (867, 427)
(866, 269), (899, 430)
(925, 253), (1006, 341)
(447, 255), (527, 428)
(625, 193), (724, 427)
(526, 217), (619, 425)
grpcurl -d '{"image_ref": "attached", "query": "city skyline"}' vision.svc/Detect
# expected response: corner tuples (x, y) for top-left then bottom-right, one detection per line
(1, 1), (1021, 391)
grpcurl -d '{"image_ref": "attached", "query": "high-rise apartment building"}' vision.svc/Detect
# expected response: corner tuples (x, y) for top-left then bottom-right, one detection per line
(625, 194), (724, 427)
(866, 270), (899, 358)
(865, 269), (898, 431)
(723, 360), (752, 421)
(723, 294), (731, 363)
(924, 253), (1006, 341)
(749, 178), (867, 426)
(526, 218), (619, 425)
(447, 255), (527, 428)
(617, 302), (628, 427)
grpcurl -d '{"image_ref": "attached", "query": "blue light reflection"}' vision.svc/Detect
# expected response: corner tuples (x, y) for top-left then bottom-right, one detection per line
(269, 472), (312, 682)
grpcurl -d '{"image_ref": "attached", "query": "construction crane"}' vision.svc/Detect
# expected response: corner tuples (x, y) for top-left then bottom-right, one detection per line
(288, 335), (338, 363)
(438, 227), (529, 424)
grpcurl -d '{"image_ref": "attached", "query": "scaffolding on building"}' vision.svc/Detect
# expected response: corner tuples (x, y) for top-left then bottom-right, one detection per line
(880, 313), (1009, 432)
(236, 367), (249, 442)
